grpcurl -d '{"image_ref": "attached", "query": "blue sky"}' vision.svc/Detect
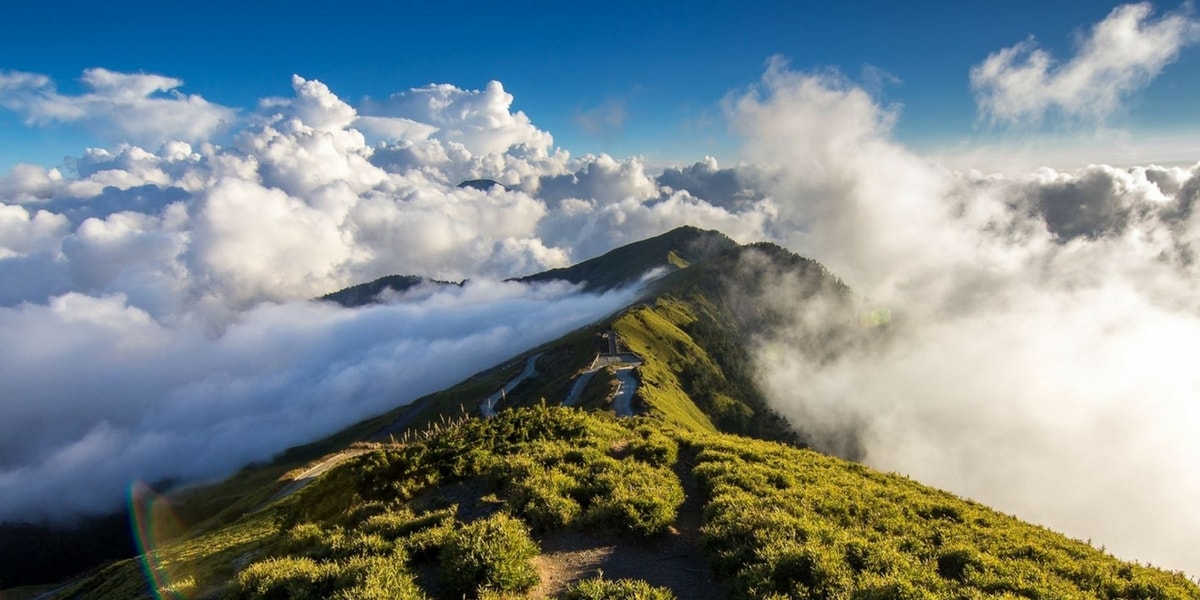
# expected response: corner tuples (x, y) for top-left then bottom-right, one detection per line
(2, 0), (1198, 171)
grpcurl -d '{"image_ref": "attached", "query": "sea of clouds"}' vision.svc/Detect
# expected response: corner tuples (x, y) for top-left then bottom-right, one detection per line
(1, 0), (1198, 576)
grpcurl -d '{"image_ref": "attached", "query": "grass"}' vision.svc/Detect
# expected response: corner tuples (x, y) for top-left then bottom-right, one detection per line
(577, 368), (619, 412)
(612, 303), (718, 433)
(54, 508), (282, 600)
(48, 407), (1200, 600)
(563, 574), (677, 599)
(685, 430), (1200, 600)
(151, 407), (687, 599)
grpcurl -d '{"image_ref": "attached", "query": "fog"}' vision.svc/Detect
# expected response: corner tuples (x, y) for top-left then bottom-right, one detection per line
(731, 20), (1200, 573)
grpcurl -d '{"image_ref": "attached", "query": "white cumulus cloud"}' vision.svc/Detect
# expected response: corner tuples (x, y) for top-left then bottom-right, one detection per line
(360, 80), (554, 156)
(971, 2), (1200, 125)
(0, 68), (237, 145)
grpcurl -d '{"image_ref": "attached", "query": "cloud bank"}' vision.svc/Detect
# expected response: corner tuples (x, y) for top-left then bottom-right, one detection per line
(0, 280), (639, 521)
(730, 61), (1200, 575)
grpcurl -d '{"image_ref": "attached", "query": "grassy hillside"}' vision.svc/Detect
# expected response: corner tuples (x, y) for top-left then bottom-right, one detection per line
(612, 241), (856, 447)
(49, 407), (1200, 599)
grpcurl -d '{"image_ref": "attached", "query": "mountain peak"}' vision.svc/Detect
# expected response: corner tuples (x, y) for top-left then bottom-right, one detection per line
(456, 179), (509, 191)
(319, 275), (462, 308)
(515, 226), (738, 292)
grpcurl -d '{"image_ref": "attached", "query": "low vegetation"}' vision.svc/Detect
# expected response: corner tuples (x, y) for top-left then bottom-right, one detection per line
(687, 430), (1200, 599)
(51, 406), (1200, 599)
(562, 574), (677, 599)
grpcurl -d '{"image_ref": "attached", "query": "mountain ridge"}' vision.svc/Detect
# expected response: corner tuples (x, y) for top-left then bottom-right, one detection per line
(319, 225), (739, 308)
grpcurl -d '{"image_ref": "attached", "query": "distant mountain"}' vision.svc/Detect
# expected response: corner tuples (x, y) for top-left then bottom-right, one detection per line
(321, 226), (738, 308)
(319, 275), (462, 308)
(16, 227), (1200, 600)
(456, 178), (509, 192)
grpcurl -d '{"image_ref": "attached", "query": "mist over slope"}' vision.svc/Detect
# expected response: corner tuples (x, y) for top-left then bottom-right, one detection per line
(732, 63), (1200, 574)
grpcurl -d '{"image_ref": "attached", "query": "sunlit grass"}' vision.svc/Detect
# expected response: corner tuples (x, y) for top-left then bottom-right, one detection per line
(686, 430), (1200, 599)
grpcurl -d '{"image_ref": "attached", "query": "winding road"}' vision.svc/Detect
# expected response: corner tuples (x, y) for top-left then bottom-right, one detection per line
(563, 352), (642, 415)
(479, 353), (542, 417)
(610, 367), (638, 417)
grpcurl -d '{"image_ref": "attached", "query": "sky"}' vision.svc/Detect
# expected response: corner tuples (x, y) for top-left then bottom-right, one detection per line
(2, 0), (1199, 171)
(3, 0), (1200, 579)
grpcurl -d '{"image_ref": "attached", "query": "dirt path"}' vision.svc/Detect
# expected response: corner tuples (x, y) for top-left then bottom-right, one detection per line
(530, 449), (724, 599)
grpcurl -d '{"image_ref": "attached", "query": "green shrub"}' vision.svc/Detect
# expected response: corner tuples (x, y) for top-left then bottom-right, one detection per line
(686, 430), (1200, 600)
(362, 506), (457, 540)
(276, 523), (392, 560)
(234, 556), (341, 600)
(935, 546), (980, 583)
(562, 575), (678, 599)
(397, 515), (455, 560)
(496, 438), (684, 536)
(439, 513), (540, 597)
(333, 554), (426, 600)
(583, 459), (684, 536)
(514, 471), (583, 531)
(626, 425), (679, 467)
(849, 576), (936, 600)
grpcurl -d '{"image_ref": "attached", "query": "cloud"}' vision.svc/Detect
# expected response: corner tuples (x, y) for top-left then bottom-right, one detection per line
(655, 156), (772, 211)
(527, 153), (778, 260)
(533, 153), (658, 206)
(0, 68), (237, 145)
(574, 99), (627, 136)
(0, 203), (68, 258)
(729, 60), (1200, 575)
(971, 2), (1200, 125)
(0, 280), (641, 522)
(359, 80), (554, 156)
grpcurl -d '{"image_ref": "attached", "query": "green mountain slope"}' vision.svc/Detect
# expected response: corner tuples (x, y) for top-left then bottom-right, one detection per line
(12, 227), (1199, 599)
(54, 408), (1200, 599)
(610, 241), (855, 446)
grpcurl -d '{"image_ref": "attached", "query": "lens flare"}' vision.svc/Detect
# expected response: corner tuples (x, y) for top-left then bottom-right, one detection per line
(129, 481), (194, 599)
